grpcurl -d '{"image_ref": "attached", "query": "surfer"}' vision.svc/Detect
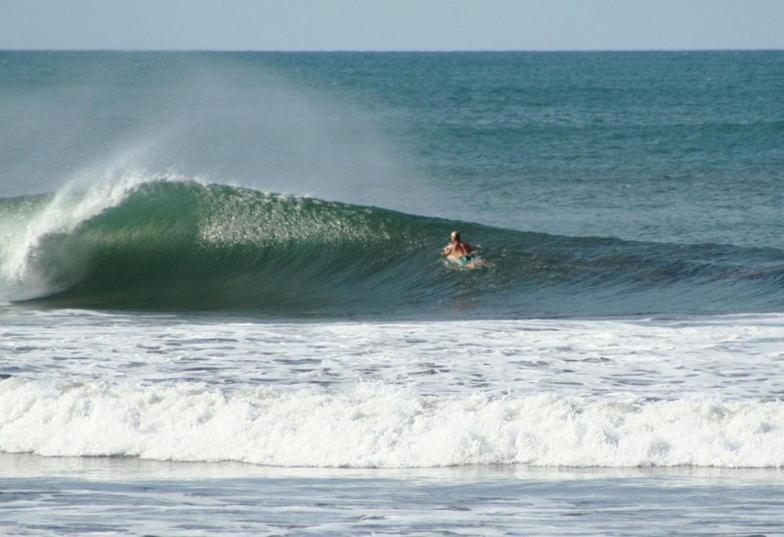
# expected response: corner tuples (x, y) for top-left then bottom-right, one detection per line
(442, 230), (476, 266)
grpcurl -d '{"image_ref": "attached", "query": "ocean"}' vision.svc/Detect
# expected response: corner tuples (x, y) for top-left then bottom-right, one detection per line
(1, 50), (783, 535)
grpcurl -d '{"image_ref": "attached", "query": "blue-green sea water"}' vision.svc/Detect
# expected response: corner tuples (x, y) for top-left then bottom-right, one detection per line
(1, 51), (783, 535)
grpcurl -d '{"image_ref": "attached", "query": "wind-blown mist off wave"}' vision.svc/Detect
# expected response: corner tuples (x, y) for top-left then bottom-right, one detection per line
(0, 178), (782, 317)
(1, 378), (783, 468)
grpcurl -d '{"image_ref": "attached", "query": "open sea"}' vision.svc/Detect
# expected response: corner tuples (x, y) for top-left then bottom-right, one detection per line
(1, 50), (783, 535)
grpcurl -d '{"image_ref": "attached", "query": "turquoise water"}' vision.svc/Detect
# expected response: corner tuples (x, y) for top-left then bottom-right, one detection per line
(2, 51), (782, 248)
(2, 181), (781, 316)
(2, 51), (782, 317)
(1, 51), (783, 535)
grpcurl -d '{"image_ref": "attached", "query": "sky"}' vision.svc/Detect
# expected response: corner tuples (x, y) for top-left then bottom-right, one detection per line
(0, 0), (783, 51)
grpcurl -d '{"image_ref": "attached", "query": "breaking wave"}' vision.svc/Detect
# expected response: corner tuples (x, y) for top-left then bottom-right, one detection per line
(2, 378), (783, 468)
(0, 177), (782, 317)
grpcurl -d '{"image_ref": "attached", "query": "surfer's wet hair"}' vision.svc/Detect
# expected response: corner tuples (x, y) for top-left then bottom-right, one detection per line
(451, 231), (460, 241)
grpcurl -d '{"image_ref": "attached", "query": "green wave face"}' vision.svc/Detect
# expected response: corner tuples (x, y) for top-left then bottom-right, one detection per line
(2, 181), (783, 318)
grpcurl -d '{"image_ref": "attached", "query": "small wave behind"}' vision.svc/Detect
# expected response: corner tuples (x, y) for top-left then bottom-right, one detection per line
(2, 378), (783, 468)
(0, 177), (782, 317)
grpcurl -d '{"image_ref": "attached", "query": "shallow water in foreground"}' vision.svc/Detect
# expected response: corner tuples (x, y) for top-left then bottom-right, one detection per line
(2, 455), (784, 536)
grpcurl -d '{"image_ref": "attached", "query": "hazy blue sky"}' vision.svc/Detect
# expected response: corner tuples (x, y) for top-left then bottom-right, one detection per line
(1, 0), (783, 51)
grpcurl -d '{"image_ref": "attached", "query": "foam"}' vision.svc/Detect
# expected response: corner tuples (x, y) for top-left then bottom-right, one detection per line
(3, 313), (783, 401)
(2, 378), (783, 468)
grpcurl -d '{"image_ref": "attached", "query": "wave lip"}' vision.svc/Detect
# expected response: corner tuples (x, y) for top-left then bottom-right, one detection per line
(0, 173), (175, 302)
(1, 378), (783, 468)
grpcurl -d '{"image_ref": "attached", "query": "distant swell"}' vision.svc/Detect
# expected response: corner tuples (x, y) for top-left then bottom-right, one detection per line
(1, 179), (782, 317)
(2, 378), (784, 468)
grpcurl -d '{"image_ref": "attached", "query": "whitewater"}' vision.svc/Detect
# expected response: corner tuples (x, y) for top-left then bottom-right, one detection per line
(2, 50), (784, 535)
(2, 308), (784, 469)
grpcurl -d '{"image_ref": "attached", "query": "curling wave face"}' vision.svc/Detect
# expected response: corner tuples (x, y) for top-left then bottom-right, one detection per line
(0, 179), (782, 317)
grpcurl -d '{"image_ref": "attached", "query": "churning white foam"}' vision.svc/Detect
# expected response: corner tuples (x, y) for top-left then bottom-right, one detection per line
(2, 378), (783, 468)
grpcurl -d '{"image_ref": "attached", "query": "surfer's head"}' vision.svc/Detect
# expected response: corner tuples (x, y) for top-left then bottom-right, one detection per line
(451, 231), (460, 243)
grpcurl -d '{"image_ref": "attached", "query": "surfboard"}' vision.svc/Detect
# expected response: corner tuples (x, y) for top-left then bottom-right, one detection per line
(445, 254), (484, 269)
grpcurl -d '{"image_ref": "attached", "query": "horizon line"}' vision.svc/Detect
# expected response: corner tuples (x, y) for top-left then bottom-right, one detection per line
(1, 47), (783, 53)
